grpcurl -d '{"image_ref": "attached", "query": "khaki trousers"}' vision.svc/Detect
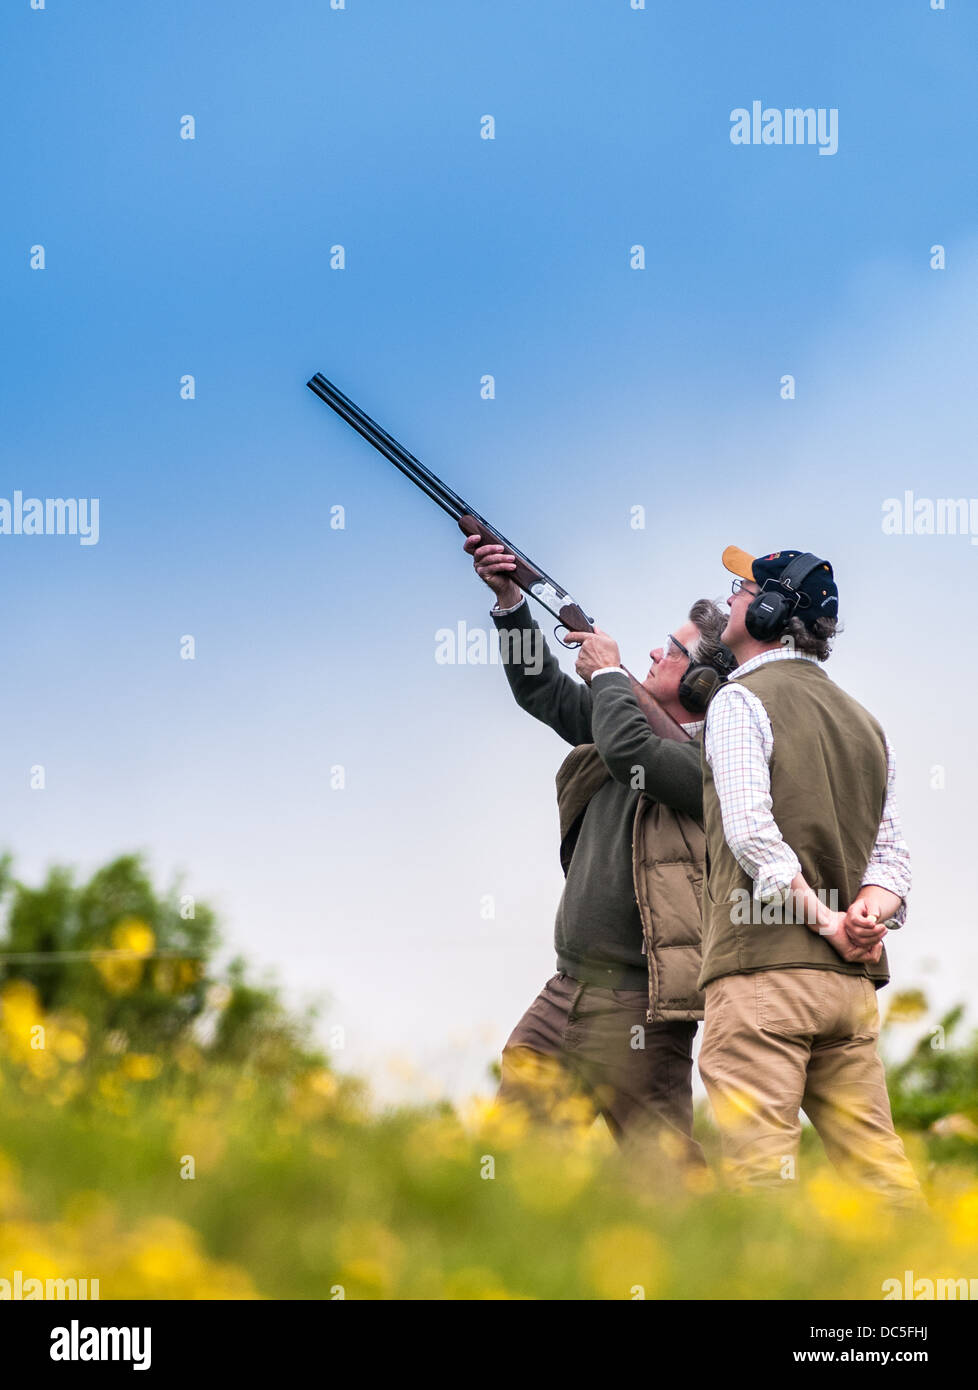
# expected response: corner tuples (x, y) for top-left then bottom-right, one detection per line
(698, 967), (922, 1205)
(498, 972), (706, 1179)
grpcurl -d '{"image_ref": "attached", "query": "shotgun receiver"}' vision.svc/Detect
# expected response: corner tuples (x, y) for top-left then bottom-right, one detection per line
(306, 372), (690, 744)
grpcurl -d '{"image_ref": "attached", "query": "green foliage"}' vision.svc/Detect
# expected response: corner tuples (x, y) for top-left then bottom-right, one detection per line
(886, 1004), (978, 1160)
(1, 853), (976, 1299)
(0, 1049), (974, 1301)
(211, 956), (324, 1077)
(0, 853), (322, 1078)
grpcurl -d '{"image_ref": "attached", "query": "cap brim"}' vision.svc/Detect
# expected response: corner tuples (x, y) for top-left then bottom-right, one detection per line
(722, 545), (756, 580)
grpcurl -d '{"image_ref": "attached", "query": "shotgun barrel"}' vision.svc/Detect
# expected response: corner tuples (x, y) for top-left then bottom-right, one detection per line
(307, 372), (590, 629)
(306, 371), (691, 743)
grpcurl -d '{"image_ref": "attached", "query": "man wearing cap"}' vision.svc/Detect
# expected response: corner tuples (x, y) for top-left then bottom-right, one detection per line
(697, 545), (922, 1206)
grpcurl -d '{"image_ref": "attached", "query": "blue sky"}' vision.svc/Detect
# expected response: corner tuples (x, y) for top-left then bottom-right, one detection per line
(3, 1), (976, 1099)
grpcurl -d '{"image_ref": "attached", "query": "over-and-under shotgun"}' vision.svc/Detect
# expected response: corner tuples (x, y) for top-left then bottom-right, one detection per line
(306, 372), (689, 744)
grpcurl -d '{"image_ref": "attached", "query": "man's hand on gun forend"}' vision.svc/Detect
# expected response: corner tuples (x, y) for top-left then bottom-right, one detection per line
(463, 535), (522, 609)
(564, 629), (622, 686)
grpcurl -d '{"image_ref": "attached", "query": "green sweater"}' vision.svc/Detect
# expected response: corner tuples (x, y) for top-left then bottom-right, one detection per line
(492, 601), (703, 988)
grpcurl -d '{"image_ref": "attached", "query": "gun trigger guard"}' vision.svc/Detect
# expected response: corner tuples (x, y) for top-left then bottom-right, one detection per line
(555, 625), (579, 649)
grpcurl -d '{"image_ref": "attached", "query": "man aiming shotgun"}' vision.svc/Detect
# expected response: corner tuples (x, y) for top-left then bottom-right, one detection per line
(307, 371), (732, 1176)
(306, 372), (695, 743)
(466, 537), (730, 1175)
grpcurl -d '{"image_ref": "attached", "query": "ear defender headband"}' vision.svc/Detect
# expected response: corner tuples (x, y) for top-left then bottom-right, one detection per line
(677, 642), (737, 714)
(744, 552), (826, 642)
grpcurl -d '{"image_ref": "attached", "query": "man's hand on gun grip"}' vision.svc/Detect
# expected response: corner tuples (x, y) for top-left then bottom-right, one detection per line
(464, 535), (522, 609)
(565, 628), (621, 686)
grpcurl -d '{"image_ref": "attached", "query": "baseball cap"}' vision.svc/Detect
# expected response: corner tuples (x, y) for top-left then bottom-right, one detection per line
(722, 546), (839, 627)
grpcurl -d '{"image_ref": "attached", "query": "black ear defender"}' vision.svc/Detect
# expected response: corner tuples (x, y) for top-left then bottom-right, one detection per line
(677, 642), (737, 714)
(744, 552), (826, 641)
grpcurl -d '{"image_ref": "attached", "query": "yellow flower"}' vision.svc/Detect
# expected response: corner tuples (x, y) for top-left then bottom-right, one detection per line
(443, 1266), (519, 1300)
(113, 919), (155, 956)
(0, 979), (44, 1060)
(178, 959), (201, 989)
(97, 1070), (132, 1116)
(121, 1053), (163, 1082)
(51, 1026), (87, 1064)
(290, 1068), (339, 1120)
(510, 1143), (595, 1213)
(459, 1093), (529, 1148)
(884, 989), (928, 1023)
(92, 919), (154, 995)
(0, 1150), (23, 1212)
(948, 1190), (978, 1248)
(335, 1222), (405, 1297)
(804, 1170), (892, 1244)
(26, 1048), (58, 1080)
(112, 1217), (259, 1299)
(581, 1224), (667, 1300)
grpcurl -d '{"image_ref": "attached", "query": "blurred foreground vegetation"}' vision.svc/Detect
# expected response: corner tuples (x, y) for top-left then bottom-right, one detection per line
(1, 854), (977, 1300)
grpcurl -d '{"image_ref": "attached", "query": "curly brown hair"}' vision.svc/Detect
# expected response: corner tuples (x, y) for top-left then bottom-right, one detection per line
(784, 614), (837, 662)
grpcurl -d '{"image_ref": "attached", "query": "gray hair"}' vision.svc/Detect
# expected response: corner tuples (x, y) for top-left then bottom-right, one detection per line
(687, 598), (730, 670)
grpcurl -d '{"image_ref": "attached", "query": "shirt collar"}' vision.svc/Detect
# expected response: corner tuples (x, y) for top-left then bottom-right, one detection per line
(681, 719), (705, 735)
(729, 647), (822, 682)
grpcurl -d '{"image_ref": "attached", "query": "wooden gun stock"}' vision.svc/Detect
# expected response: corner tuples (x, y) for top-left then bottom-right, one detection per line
(456, 514), (592, 633)
(458, 515), (690, 745)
